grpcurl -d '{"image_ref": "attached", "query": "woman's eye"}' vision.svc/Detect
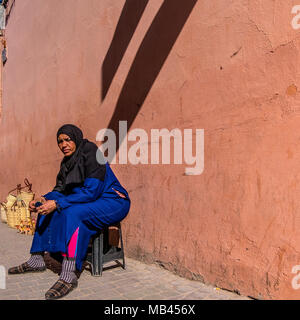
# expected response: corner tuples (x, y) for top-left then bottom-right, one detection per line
(58, 138), (71, 143)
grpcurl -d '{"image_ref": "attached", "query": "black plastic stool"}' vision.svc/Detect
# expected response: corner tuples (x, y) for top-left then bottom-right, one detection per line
(86, 222), (125, 276)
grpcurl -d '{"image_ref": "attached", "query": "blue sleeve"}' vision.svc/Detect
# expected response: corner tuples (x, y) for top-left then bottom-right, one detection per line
(43, 190), (65, 200)
(43, 178), (104, 211)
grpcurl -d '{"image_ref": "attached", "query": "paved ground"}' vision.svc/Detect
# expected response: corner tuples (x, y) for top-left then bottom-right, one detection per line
(0, 221), (251, 300)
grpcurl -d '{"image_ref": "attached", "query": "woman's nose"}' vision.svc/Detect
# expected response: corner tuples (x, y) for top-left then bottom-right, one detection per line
(61, 140), (68, 148)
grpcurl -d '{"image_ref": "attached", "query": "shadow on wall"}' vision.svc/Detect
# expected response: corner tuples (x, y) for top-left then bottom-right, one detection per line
(101, 0), (198, 150)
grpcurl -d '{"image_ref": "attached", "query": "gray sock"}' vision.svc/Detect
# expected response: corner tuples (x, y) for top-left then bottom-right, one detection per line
(59, 257), (77, 283)
(27, 253), (45, 268)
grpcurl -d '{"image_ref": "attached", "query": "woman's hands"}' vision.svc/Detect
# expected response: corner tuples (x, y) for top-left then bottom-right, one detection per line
(29, 197), (57, 216)
(36, 200), (57, 215)
(29, 196), (46, 212)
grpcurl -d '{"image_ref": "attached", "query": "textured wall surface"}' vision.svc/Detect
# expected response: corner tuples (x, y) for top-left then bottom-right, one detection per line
(1, 0), (300, 299)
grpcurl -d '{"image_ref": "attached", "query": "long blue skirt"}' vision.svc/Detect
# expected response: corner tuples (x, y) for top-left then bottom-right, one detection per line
(30, 196), (130, 271)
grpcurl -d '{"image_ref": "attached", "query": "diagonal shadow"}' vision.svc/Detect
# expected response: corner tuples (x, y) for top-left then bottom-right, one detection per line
(103, 0), (198, 153)
(101, 0), (149, 101)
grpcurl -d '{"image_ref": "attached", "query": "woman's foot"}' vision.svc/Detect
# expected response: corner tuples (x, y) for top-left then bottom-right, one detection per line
(45, 278), (78, 300)
(8, 262), (46, 274)
(8, 252), (46, 274)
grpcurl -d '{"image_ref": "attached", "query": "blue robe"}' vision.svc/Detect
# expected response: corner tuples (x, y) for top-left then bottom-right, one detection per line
(30, 163), (130, 271)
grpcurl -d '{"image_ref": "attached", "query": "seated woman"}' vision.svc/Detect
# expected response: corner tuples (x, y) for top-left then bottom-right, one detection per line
(8, 124), (130, 300)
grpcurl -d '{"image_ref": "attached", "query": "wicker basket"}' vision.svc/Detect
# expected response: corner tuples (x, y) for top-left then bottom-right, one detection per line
(5, 194), (17, 228)
(6, 194), (16, 207)
(10, 199), (31, 229)
(6, 179), (36, 234)
(16, 199), (36, 235)
(20, 190), (34, 206)
(0, 202), (7, 223)
(6, 205), (18, 228)
(18, 201), (31, 222)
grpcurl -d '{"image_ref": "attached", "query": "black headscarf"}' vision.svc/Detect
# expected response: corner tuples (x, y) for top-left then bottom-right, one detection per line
(56, 124), (84, 148)
(53, 124), (106, 194)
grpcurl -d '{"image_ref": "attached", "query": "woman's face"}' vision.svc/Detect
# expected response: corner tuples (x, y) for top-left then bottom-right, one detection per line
(57, 134), (76, 157)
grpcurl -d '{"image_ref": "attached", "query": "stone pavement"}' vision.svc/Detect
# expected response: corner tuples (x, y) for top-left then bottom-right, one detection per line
(0, 221), (251, 300)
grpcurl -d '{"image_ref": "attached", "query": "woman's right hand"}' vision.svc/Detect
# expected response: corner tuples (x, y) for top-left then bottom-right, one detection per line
(28, 200), (36, 212)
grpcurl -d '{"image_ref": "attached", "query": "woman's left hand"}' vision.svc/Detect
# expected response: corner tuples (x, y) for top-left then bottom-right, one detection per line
(36, 200), (57, 215)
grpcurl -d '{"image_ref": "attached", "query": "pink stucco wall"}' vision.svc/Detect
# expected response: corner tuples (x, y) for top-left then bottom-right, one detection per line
(2, 0), (300, 299)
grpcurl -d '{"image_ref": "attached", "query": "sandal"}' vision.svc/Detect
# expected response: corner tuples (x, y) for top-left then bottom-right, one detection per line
(8, 262), (46, 274)
(45, 279), (78, 300)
